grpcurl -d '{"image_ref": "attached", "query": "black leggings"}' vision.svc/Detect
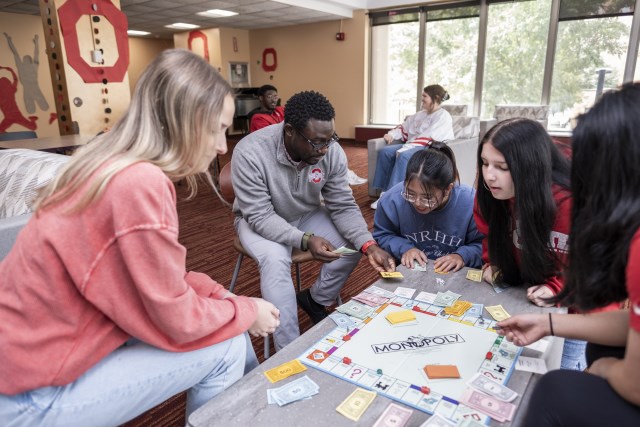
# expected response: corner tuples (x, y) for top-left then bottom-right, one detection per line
(523, 343), (640, 427)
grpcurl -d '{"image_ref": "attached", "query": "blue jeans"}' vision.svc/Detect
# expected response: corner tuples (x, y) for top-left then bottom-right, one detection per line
(0, 334), (256, 427)
(560, 338), (587, 371)
(372, 144), (423, 192)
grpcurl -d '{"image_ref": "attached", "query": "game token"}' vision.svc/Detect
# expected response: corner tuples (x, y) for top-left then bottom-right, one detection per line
(485, 351), (493, 360)
(343, 357), (352, 365)
(343, 335), (351, 341)
(420, 386), (431, 394)
(376, 368), (383, 375)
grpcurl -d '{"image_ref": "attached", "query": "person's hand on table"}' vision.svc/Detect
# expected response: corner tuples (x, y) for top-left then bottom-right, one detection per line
(248, 298), (280, 338)
(496, 313), (549, 346)
(527, 285), (555, 307)
(434, 254), (464, 273)
(482, 265), (494, 284)
(401, 248), (427, 269)
(366, 245), (396, 272)
(308, 236), (341, 262)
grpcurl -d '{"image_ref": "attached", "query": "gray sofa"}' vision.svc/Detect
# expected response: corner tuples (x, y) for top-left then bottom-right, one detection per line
(480, 104), (550, 141)
(367, 104), (480, 197)
(0, 149), (70, 259)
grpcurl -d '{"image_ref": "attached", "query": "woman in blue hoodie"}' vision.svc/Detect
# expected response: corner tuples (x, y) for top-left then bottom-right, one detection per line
(373, 142), (483, 272)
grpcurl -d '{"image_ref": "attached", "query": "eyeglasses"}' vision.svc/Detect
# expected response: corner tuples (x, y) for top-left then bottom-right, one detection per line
(401, 191), (439, 207)
(293, 127), (339, 151)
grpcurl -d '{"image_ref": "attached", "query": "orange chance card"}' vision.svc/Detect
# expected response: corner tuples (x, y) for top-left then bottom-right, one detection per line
(423, 365), (461, 379)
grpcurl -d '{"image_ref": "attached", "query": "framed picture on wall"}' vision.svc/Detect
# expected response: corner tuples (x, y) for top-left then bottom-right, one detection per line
(228, 61), (250, 88)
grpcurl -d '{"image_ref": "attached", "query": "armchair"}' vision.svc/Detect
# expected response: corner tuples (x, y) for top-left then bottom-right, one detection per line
(367, 107), (480, 197)
(480, 104), (550, 140)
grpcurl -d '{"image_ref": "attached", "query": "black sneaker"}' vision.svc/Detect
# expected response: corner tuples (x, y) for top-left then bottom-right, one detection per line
(296, 289), (328, 324)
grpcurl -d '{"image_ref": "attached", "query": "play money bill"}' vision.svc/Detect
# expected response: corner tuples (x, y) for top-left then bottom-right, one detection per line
(263, 359), (307, 383)
(333, 246), (358, 254)
(465, 269), (482, 282)
(328, 312), (356, 330)
(372, 403), (413, 427)
(460, 388), (516, 422)
(336, 300), (374, 320)
(485, 305), (510, 321)
(336, 388), (377, 421)
(468, 373), (518, 402)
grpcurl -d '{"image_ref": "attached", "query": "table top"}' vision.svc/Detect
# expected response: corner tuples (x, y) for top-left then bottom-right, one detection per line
(0, 134), (92, 150)
(189, 266), (564, 427)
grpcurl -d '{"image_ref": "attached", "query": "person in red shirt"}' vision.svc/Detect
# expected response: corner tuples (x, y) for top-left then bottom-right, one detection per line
(0, 49), (280, 425)
(497, 83), (640, 426)
(249, 84), (284, 133)
(473, 118), (588, 370)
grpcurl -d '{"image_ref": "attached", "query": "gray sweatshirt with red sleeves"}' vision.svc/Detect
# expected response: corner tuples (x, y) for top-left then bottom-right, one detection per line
(231, 122), (373, 250)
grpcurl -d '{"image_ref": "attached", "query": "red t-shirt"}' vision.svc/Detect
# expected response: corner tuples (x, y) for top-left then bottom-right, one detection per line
(473, 185), (571, 294)
(627, 230), (640, 332)
(0, 162), (257, 394)
(250, 106), (284, 132)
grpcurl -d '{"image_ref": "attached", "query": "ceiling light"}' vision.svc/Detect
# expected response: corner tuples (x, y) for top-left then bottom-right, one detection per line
(197, 9), (238, 18)
(127, 30), (151, 36)
(165, 23), (200, 29)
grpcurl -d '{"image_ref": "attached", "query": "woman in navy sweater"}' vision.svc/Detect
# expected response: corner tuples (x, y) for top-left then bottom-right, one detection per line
(373, 142), (483, 272)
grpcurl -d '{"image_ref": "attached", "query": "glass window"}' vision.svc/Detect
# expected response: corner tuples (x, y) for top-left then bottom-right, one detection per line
(370, 19), (420, 124)
(482, 0), (552, 119)
(549, 14), (633, 131)
(422, 6), (480, 111)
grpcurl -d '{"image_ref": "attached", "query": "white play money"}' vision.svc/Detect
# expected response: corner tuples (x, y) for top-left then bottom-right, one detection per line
(414, 291), (437, 304)
(419, 413), (456, 426)
(468, 373), (518, 402)
(333, 246), (358, 254)
(515, 356), (548, 374)
(393, 286), (416, 298)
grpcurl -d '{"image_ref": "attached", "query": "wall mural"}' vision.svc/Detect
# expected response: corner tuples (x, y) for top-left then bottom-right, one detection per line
(0, 65), (38, 133)
(4, 33), (49, 114)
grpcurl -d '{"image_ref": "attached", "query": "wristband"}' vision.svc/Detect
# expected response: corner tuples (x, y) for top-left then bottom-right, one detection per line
(361, 240), (378, 255)
(549, 313), (555, 336)
(301, 232), (314, 251)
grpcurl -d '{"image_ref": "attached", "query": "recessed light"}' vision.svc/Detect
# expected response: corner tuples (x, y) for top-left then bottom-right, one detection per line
(127, 30), (151, 36)
(197, 9), (238, 18)
(165, 23), (200, 29)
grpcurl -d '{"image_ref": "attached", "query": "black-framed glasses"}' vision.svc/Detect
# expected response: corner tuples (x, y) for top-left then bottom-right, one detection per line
(293, 127), (339, 151)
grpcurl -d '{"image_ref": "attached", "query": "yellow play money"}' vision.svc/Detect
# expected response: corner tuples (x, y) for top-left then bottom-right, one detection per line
(264, 359), (307, 383)
(485, 305), (511, 321)
(380, 271), (404, 279)
(466, 269), (482, 282)
(336, 388), (377, 421)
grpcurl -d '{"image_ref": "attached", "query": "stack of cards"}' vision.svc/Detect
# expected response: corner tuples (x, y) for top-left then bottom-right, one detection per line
(423, 364), (461, 379)
(267, 375), (319, 406)
(263, 359), (307, 383)
(336, 388), (377, 421)
(468, 373), (518, 402)
(366, 285), (396, 299)
(385, 309), (417, 325)
(443, 300), (473, 316)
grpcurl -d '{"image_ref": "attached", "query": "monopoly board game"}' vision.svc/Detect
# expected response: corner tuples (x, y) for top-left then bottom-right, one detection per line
(298, 290), (522, 423)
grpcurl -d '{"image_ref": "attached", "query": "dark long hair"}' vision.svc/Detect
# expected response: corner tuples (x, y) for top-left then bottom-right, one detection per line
(476, 118), (571, 285)
(405, 141), (459, 194)
(558, 83), (640, 310)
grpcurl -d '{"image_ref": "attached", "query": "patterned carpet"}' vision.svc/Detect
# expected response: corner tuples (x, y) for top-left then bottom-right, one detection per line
(122, 138), (378, 426)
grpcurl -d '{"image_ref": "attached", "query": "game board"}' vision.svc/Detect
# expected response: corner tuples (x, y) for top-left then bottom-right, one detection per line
(298, 290), (523, 424)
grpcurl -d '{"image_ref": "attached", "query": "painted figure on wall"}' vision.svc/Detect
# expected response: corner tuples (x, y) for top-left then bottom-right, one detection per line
(4, 33), (49, 114)
(0, 66), (38, 132)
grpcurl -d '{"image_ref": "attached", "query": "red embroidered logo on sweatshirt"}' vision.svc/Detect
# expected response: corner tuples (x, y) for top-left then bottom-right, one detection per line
(308, 168), (324, 183)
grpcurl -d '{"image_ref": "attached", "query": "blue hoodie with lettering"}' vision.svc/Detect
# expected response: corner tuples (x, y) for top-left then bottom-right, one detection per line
(373, 182), (483, 267)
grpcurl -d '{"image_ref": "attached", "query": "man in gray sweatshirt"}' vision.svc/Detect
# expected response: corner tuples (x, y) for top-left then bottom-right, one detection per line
(232, 91), (395, 350)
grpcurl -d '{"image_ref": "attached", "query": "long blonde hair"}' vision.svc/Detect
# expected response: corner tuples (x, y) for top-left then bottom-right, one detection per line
(35, 49), (233, 212)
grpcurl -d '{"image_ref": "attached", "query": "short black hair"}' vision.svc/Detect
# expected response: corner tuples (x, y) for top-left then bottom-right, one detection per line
(258, 84), (277, 97)
(284, 91), (335, 130)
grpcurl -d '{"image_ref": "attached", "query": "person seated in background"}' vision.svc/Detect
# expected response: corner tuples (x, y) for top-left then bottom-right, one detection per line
(0, 49), (280, 426)
(232, 90), (395, 351)
(497, 83), (640, 427)
(373, 143), (482, 273)
(249, 84), (284, 133)
(370, 84), (454, 209)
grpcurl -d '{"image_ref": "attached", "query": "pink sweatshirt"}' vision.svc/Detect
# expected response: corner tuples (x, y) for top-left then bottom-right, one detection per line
(0, 162), (257, 395)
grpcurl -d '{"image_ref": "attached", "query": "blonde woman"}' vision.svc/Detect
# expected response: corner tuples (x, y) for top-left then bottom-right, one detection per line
(0, 49), (279, 425)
